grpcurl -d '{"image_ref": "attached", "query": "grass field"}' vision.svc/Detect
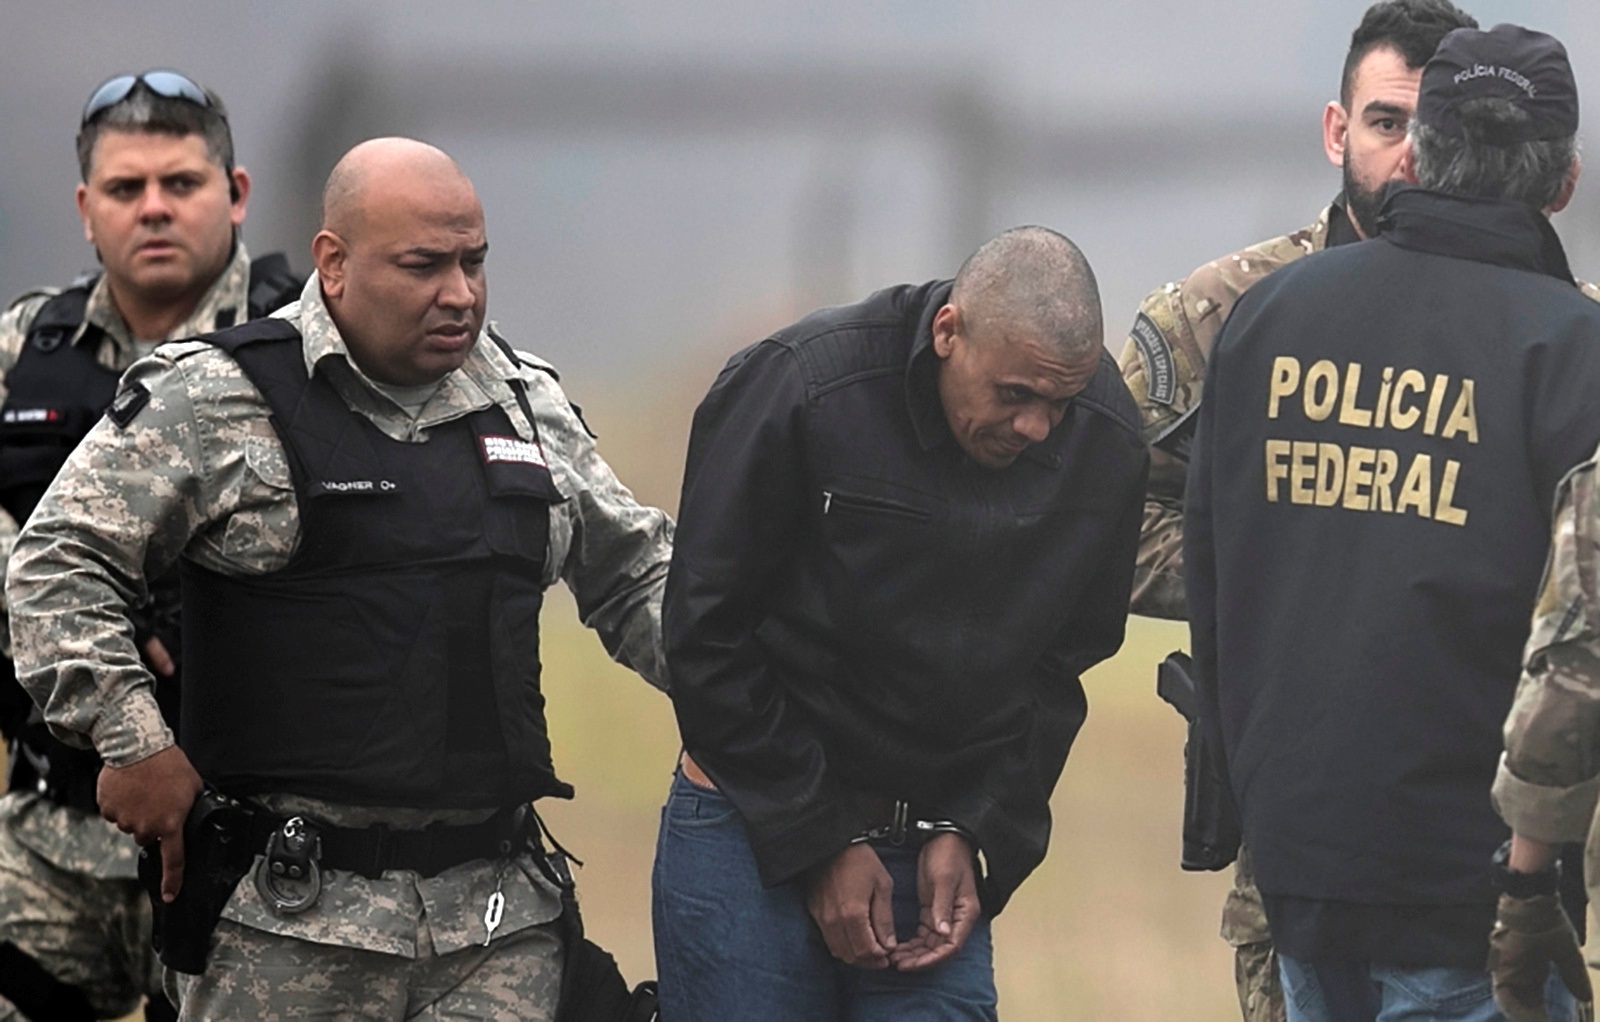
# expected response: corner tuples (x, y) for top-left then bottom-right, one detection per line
(536, 592), (1242, 1022)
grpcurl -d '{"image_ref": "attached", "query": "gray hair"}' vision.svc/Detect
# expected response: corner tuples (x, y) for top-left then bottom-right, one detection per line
(951, 226), (1102, 359)
(1409, 98), (1577, 208)
(76, 83), (234, 182)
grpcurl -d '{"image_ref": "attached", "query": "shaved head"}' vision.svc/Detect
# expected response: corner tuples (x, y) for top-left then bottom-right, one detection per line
(951, 226), (1102, 360)
(312, 137), (488, 386)
(321, 137), (474, 239)
(930, 226), (1106, 468)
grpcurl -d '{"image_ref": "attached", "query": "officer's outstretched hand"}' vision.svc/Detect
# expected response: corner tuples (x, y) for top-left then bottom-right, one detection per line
(1488, 892), (1593, 1022)
(97, 745), (203, 903)
(808, 843), (897, 969)
(140, 635), (176, 677)
(891, 832), (980, 972)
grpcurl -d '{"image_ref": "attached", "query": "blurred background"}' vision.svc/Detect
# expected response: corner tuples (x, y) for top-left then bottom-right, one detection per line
(5, 1), (1596, 1018)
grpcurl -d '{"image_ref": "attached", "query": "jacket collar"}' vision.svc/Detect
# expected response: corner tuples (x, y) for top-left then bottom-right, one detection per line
(906, 280), (953, 453)
(1324, 193), (1362, 249)
(287, 271), (523, 435)
(76, 241), (253, 353)
(1374, 185), (1576, 284)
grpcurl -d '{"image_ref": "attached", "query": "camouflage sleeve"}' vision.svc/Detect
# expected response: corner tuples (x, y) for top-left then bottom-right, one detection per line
(1493, 454), (1600, 843)
(1116, 220), (1323, 622)
(529, 370), (674, 691)
(0, 293), (53, 645)
(1116, 282), (1208, 620)
(5, 345), (288, 765)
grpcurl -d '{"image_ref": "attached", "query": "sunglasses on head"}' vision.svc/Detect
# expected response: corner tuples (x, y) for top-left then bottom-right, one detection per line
(81, 70), (214, 127)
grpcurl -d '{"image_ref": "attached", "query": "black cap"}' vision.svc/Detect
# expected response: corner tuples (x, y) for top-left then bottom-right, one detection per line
(1417, 24), (1578, 142)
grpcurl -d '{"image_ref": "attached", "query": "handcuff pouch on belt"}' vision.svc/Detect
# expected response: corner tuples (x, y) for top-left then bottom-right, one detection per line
(254, 814), (323, 915)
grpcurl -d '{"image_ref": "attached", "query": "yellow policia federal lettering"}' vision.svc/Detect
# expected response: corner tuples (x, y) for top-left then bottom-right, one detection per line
(1261, 356), (1477, 527)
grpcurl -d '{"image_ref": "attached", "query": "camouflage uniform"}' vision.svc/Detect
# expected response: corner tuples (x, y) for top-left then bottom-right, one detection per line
(0, 245), (253, 1022)
(7, 274), (673, 1019)
(1116, 208), (1337, 1022)
(1117, 208), (1333, 623)
(1495, 442), (1600, 951)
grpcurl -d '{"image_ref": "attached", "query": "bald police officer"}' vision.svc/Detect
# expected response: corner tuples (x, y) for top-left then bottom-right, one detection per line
(1187, 23), (1600, 1021)
(7, 138), (671, 1019)
(0, 70), (299, 1022)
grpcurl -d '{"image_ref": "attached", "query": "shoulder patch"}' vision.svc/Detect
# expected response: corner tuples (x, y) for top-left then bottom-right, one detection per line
(1129, 311), (1177, 406)
(107, 383), (151, 429)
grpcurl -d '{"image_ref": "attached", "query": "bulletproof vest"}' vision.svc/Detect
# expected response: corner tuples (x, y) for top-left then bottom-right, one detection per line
(0, 252), (302, 526)
(2, 254), (303, 808)
(179, 318), (573, 809)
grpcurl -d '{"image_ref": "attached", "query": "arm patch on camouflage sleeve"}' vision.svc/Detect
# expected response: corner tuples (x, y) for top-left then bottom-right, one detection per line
(1130, 312), (1177, 405)
(107, 383), (150, 429)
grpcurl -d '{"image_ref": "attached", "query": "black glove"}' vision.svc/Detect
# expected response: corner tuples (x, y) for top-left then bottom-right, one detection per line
(1488, 892), (1593, 1022)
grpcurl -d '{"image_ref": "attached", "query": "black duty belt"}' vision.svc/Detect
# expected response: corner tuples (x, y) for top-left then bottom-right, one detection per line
(243, 805), (528, 880)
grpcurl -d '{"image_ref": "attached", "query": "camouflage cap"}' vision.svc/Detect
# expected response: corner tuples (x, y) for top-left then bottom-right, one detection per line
(1418, 24), (1578, 142)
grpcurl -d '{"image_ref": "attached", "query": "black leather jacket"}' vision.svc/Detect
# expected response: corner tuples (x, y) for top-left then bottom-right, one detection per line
(665, 279), (1148, 914)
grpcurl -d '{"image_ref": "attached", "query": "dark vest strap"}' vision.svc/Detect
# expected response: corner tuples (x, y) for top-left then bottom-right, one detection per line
(243, 252), (303, 323)
(24, 286), (91, 353)
(0, 287), (120, 526)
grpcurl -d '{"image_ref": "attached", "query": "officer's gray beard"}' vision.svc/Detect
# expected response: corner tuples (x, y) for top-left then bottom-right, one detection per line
(1342, 158), (1386, 239)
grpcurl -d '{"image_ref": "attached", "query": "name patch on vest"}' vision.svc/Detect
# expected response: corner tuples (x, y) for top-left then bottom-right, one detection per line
(479, 434), (547, 468)
(309, 478), (401, 496)
(108, 384), (150, 429)
(1, 407), (63, 425)
(1131, 312), (1177, 406)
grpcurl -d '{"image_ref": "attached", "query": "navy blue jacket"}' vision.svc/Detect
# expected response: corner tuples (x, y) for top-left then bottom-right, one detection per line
(1186, 187), (1600, 962)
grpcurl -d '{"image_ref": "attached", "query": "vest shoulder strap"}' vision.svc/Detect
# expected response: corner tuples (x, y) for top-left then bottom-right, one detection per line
(484, 327), (562, 438)
(4, 288), (58, 321)
(245, 253), (303, 319)
(204, 316), (303, 354)
(23, 283), (94, 352)
(202, 318), (308, 415)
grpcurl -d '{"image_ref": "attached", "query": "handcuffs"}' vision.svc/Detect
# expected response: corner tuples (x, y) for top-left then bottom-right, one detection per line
(254, 815), (323, 914)
(849, 799), (971, 846)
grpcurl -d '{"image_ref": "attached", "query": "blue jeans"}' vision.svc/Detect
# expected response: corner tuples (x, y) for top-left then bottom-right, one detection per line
(1279, 952), (1578, 1022)
(652, 769), (999, 1022)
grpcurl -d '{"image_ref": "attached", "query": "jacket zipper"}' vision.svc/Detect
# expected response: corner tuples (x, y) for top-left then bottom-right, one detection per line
(821, 489), (932, 520)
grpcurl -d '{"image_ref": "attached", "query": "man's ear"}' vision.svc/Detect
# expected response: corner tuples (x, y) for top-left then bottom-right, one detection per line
(1322, 101), (1350, 170)
(931, 304), (961, 359)
(1398, 139), (1419, 185)
(75, 183), (95, 245)
(1548, 157), (1581, 214)
(312, 230), (347, 298)
(227, 166), (252, 225)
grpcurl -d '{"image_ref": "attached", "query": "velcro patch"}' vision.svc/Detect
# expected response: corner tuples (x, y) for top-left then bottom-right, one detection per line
(479, 434), (547, 468)
(1130, 312), (1177, 406)
(309, 479), (400, 496)
(1, 407), (63, 425)
(107, 384), (150, 429)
